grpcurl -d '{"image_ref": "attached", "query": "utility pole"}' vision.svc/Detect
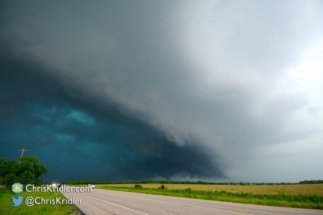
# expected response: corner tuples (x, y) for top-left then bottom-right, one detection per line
(18, 147), (29, 163)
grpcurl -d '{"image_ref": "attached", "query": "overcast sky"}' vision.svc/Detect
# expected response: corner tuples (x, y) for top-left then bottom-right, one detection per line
(1, 0), (322, 183)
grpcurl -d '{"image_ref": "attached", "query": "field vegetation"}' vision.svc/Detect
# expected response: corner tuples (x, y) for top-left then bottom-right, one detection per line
(97, 183), (323, 195)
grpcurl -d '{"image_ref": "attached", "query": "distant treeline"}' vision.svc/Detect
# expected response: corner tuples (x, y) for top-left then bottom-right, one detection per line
(66, 179), (323, 185)
(299, 180), (323, 184)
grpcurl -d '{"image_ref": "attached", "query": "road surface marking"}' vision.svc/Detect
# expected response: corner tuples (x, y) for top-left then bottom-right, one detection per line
(87, 195), (149, 215)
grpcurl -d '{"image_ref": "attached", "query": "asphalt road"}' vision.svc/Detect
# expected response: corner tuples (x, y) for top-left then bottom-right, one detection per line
(61, 187), (322, 215)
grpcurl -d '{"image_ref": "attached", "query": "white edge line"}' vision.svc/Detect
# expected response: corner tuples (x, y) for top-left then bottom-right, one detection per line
(86, 195), (149, 215)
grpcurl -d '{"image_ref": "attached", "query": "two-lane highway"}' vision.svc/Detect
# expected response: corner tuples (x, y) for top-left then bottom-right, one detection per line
(61, 187), (322, 215)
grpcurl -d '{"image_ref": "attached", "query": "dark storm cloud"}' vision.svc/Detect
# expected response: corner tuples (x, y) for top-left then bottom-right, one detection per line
(0, 60), (225, 181)
(1, 0), (323, 182)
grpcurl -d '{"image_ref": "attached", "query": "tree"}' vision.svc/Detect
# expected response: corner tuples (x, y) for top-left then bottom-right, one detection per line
(0, 156), (48, 186)
(0, 158), (18, 186)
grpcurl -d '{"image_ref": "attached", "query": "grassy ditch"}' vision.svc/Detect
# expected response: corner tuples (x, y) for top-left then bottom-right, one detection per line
(99, 185), (323, 209)
(0, 188), (80, 215)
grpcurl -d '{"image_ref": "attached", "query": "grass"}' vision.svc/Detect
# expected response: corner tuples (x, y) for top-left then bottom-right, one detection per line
(96, 184), (323, 209)
(0, 188), (80, 215)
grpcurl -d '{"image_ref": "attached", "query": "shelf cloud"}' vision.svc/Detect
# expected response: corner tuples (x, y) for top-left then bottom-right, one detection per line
(1, 0), (322, 182)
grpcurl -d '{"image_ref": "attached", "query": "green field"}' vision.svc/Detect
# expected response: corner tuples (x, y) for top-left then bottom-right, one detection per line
(0, 188), (80, 215)
(95, 183), (323, 209)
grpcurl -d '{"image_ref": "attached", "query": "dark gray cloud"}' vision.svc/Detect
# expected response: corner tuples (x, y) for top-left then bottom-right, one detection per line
(0, 60), (226, 181)
(1, 0), (323, 182)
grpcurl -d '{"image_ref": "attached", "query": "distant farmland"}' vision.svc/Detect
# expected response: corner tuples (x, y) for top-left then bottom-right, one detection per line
(96, 183), (323, 195)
